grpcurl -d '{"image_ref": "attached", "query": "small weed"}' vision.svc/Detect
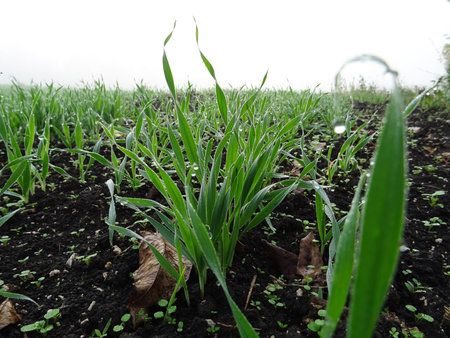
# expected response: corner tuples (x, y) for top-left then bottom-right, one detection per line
(0, 235), (10, 244)
(70, 228), (85, 237)
(405, 305), (434, 324)
(77, 253), (98, 266)
(113, 313), (131, 332)
(206, 325), (220, 333)
(154, 299), (177, 324)
(307, 309), (326, 332)
(404, 278), (432, 294)
(422, 216), (446, 232)
(90, 318), (112, 338)
(20, 308), (60, 336)
(14, 270), (36, 283)
(277, 320), (288, 329)
(177, 321), (184, 332)
(422, 190), (445, 208)
(18, 256), (29, 264)
(264, 283), (285, 308)
(250, 300), (261, 311)
(31, 277), (45, 288)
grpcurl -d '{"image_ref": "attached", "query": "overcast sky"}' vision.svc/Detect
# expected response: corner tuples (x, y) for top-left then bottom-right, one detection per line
(1, 0), (448, 91)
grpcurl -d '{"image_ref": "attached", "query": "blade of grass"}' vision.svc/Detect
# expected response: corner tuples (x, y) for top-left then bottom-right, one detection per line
(347, 85), (406, 338)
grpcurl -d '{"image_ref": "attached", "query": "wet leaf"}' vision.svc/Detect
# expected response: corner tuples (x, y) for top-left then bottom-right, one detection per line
(0, 299), (21, 330)
(127, 232), (192, 327)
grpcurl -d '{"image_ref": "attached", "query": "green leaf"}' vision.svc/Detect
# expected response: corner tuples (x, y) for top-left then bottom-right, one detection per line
(0, 290), (39, 307)
(0, 160), (27, 196)
(348, 86), (406, 338)
(187, 202), (257, 337)
(0, 208), (23, 228)
(321, 174), (366, 338)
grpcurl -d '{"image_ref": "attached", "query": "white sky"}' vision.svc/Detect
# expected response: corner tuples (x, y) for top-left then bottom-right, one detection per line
(1, 0), (449, 91)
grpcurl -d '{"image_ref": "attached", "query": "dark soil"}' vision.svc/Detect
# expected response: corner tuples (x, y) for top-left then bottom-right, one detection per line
(0, 103), (449, 337)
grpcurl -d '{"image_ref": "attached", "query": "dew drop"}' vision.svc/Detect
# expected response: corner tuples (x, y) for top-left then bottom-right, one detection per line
(332, 119), (345, 134)
(334, 124), (346, 134)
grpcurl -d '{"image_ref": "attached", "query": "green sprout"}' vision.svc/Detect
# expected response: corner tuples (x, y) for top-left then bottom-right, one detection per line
(20, 308), (61, 336)
(113, 313), (131, 333)
(422, 190), (445, 208)
(405, 305), (434, 324)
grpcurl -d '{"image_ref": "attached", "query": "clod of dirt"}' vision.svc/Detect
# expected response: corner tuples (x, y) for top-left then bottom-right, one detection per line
(127, 231), (192, 328)
(0, 299), (22, 330)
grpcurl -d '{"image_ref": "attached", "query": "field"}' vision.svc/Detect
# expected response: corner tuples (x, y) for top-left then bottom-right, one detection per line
(0, 71), (449, 338)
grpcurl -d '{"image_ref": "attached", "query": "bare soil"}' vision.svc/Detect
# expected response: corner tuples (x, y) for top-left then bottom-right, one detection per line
(0, 103), (449, 337)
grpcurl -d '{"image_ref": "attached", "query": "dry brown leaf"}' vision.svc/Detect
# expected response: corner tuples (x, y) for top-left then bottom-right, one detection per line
(289, 160), (304, 177)
(263, 241), (298, 278)
(0, 299), (21, 330)
(128, 231), (192, 328)
(264, 232), (323, 280)
(296, 232), (323, 278)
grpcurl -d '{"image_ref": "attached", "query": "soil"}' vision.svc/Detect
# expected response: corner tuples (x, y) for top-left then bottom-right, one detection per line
(0, 103), (449, 337)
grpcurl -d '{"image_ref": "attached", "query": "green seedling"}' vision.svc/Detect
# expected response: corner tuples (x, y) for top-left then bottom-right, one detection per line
(18, 256), (29, 264)
(409, 329), (425, 338)
(31, 277), (45, 288)
(136, 309), (151, 323)
(0, 235), (10, 244)
(404, 278), (432, 294)
(389, 326), (400, 337)
(70, 228), (85, 237)
(14, 270), (36, 283)
(90, 318), (112, 338)
(20, 308), (61, 336)
(113, 313), (131, 332)
(77, 253), (97, 266)
(422, 190), (444, 208)
(402, 269), (412, 275)
(263, 283), (285, 308)
(308, 309), (327, 332)
(250, 300), (261, 311)
(277, 321), (288, 329)
(303, 276), (313, 291)
(405, 305), (434, 324)
(422, 216), (445, 232)
(177, 321), (184, 332)
(206, 325), (220, 333)
(154, 299), (177, 324)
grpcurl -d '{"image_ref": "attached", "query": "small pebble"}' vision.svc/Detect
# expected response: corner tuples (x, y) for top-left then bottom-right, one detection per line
(435, 238), (443, 244)
(104, 261), (112, 269)
(66, 253), (76, 268)
(49, 269), (61, 278)
(205, 319), (216, 327)
(112, 245), (122, 255)
(88, 301), (96, 311)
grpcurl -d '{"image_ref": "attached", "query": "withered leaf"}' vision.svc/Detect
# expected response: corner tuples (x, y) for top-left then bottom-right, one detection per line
(263, 241), (298, 279)
(264, 232), (323, 279)
(296, 232), (323, 278)
(128, 231), (192, 327)
(0, 299), (21, 330)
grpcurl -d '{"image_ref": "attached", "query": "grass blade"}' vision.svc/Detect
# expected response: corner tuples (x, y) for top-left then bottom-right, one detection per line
(348, 86), (406, 337)
(321, 174), (366, 337)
